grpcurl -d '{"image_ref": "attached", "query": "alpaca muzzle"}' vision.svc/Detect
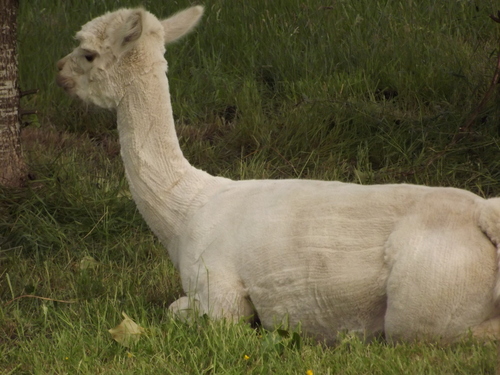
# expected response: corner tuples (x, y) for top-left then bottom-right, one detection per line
(56, 73), (76, 92)
(56, 57), (76, 92)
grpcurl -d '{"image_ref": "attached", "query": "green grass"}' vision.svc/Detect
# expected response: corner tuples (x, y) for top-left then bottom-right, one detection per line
(2, 0), (500, 373)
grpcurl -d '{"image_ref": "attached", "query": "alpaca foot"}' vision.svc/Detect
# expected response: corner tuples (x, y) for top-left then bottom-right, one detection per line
(168, 296), (201, 323)
(168, 289), (255, 324)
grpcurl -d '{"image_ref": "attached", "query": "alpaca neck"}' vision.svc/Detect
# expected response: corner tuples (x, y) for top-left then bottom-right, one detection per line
(117, 67), (189, 184)
(116, 66), (218, 247)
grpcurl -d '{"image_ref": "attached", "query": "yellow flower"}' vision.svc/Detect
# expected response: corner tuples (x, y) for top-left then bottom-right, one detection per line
(306, 370), (313, 375)
(243, 355), (250, 360)
(127, 351), (135, 358)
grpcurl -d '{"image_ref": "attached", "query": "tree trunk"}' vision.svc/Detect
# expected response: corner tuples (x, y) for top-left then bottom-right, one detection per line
(0, 0), (26, 188)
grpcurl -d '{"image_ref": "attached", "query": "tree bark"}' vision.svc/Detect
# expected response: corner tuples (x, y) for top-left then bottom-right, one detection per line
(0, 0), (26, 188)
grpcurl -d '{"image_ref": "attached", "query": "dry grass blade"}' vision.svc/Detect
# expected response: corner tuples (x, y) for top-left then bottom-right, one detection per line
(4, 294), (77, 306)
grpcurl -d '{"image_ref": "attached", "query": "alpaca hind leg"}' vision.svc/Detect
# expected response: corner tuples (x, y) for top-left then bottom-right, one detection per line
(384, 226), (497, 342)
(471, 316), (500, 341)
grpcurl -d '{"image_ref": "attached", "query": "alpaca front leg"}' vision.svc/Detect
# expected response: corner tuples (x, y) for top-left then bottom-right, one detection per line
(202, 288), (255, 322)
(168, 295), (202, 322)
(168, 287), (255, 323)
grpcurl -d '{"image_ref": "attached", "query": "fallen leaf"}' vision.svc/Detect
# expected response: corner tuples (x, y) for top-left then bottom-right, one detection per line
(108, 312), (145, 347)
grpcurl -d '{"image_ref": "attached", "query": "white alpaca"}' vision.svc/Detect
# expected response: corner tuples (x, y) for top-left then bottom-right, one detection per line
(57, 6), (500, 343)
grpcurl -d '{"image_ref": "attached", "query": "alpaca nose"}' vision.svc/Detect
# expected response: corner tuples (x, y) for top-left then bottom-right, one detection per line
(57, 58), (66, 71)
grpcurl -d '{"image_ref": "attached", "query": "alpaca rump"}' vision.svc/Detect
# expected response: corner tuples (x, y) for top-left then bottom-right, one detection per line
(57, 5), (500, 343)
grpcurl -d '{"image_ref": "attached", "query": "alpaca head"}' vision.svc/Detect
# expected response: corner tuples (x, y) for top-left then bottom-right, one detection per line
(57, 6), (204, 109)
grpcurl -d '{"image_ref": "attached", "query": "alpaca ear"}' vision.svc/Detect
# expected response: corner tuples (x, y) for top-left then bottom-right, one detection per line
(112, 9), (144, 55)
(161, 6), (204, 45)
(121, 10), (143, 46)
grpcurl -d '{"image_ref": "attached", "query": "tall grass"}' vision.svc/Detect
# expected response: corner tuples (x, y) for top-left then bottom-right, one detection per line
(18, 0), (500, 185)
(2, 0), (500, 373)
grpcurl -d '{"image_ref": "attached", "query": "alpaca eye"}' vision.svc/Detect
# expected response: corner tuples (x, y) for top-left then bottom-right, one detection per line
(85, 54), (96, 63)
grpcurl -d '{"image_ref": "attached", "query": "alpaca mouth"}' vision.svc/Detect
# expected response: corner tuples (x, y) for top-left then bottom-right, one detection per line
(56, 74), (76, 93)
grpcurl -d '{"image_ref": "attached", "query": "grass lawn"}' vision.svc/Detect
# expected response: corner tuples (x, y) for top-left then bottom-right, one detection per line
(2, 0), (500, 373)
